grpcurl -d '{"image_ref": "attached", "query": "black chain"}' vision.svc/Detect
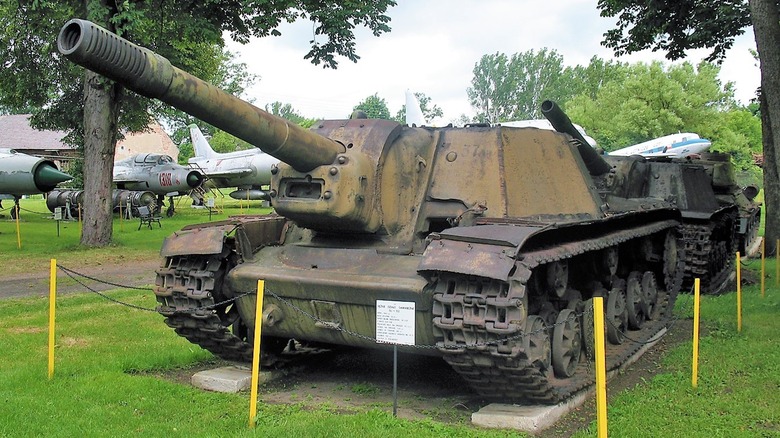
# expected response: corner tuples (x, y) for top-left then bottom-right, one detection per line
(19, 207), (51, 214)
(55, 263), (679, 349)
(58, 265), (153, 291)
(56, 263), (252, 314)
(604, 286), (693, 346)
(267, 288), (607, 350)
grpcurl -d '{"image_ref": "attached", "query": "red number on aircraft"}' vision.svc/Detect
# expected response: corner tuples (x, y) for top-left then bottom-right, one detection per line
(159, 172), (172, 187)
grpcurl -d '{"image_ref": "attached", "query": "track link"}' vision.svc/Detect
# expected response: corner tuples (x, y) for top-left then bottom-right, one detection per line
(154, 253), (255, 362)
(432, 224), (682, 404)
(681, 211), (737, 294)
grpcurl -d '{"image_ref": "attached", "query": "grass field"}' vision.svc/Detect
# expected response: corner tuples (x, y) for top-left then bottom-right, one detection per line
(1, 197), (779, 437)
(0, 196), (272, 275)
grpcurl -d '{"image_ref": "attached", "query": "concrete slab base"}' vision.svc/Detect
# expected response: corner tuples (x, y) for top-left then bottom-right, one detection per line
(744, 236), (763, 259)
(191, 366), (277, 393)
(471, 328), (667, 433)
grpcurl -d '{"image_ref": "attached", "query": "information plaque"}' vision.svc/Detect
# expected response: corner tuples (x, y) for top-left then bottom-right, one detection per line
(375, 300), (416, 345)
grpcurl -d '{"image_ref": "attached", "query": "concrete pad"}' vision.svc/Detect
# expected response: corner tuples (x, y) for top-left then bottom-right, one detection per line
(743, 236), (763, 259)
(471, 328), (667, 433)
(191, 365), (277, 393)
(472, 390), (590, 432)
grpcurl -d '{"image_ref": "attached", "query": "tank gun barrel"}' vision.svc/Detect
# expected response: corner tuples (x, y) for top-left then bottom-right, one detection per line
(57, 19), (343, 172)
(541, 100), (611, 176)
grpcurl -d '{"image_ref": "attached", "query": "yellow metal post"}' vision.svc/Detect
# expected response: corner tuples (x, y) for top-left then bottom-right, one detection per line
(736, 251), (742, 333)
(78, 204), (82, 238)
(48, 259), (57, 379)
(15, 204), (21, 249)
(249, 280), (265, 428)
(692, 278), (700, 389)
(761, 239), (766, 298)
(593, 296), (608, 438)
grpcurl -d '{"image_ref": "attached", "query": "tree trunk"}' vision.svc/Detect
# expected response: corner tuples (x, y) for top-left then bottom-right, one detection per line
(749, 0), (780, 256)
(80, 70), (119, 247)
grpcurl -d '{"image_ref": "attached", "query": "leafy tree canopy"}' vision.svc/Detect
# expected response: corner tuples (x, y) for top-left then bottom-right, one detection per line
(598, 0), (752, 62)
(353, 93), (391, 119)
(565, 60), (737, 151)
(467, 50), (626, 123)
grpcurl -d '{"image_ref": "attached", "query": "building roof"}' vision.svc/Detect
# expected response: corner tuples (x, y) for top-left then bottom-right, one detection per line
(0, 114), (178, 160)
(0, 114), (70, 151)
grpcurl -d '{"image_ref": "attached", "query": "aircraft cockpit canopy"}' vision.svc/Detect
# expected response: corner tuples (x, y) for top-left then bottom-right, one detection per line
(132, 154), (174, 165)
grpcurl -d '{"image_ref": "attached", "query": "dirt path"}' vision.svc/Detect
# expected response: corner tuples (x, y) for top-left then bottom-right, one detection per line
(0, 257), (162, 299)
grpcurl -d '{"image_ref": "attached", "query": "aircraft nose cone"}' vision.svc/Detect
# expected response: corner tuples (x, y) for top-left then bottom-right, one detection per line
(186, 171), (203, 188)
(35, 164), (73, 191)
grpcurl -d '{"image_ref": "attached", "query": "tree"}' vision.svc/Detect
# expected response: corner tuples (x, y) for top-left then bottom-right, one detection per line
(393, 92), (443, 124)
(467, 50), (623, 123)
(467, 52), (517, 123)
(598, 0), (780, 255)
(565, 60), (736, 151)
(560, 56), (628, 101)
(353, 93), (391, 119)
(0, 0), (396, 247)
(265, 101), (312, 126)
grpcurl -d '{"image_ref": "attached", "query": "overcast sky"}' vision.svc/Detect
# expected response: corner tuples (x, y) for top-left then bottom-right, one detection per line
(226, 0), (760, 125)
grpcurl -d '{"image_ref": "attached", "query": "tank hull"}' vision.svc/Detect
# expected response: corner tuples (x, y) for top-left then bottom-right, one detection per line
(155, 211), (683, 403)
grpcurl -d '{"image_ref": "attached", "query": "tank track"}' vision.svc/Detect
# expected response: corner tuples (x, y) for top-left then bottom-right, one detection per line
(154, 253), (255, 363)
(681, 212), (737, 294)
(154, 225), (683, 404)
(738, 208), (761, 256)
(432, 225), (683, 404)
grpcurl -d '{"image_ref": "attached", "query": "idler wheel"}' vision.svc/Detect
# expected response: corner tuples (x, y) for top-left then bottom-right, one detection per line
(546, 260), (569, 298)
(552, 309), (582, 378)
(606, 280), (627, 345)
(524, 315), (551, 373)
(625, 271), (646, 330)
(641, 271), (659, 319)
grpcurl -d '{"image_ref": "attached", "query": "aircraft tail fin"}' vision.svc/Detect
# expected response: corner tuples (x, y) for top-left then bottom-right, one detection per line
(405, 90), (427, 126)
(189, 124), (219, 159)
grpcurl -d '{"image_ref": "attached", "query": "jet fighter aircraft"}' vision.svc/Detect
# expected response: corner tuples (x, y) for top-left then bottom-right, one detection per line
(187, 124), (278, 201)
(0, 148), (72, 218)
(113, 153), (204, 216)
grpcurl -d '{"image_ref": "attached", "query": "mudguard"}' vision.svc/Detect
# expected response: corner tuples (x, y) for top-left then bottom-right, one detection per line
(418, 224), (545, 281)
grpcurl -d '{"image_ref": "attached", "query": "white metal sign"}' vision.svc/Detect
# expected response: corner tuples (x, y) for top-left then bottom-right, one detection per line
(375, 300), (416, 345)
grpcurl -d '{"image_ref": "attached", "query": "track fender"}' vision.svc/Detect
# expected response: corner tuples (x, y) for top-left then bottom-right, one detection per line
(418, 224), (545, 281)
(160, 215), (288, 259)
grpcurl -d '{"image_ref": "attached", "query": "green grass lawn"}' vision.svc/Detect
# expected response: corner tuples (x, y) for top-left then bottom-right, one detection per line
(575, 260), (780, 438)
(1, 196), (779, 437)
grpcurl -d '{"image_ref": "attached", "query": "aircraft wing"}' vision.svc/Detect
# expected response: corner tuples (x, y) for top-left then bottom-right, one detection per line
(112, 174), (145, 184)
(202, 168), (255, 178)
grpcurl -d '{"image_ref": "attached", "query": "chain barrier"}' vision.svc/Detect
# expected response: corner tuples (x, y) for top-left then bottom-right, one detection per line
(604, 285), (694, 346)
(265, 288), (679, 350)
(58, 265), (153, 292)
(56, 263), (684, 350)
(56, 263), (252, 315)
(19, 206), (52, 214)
